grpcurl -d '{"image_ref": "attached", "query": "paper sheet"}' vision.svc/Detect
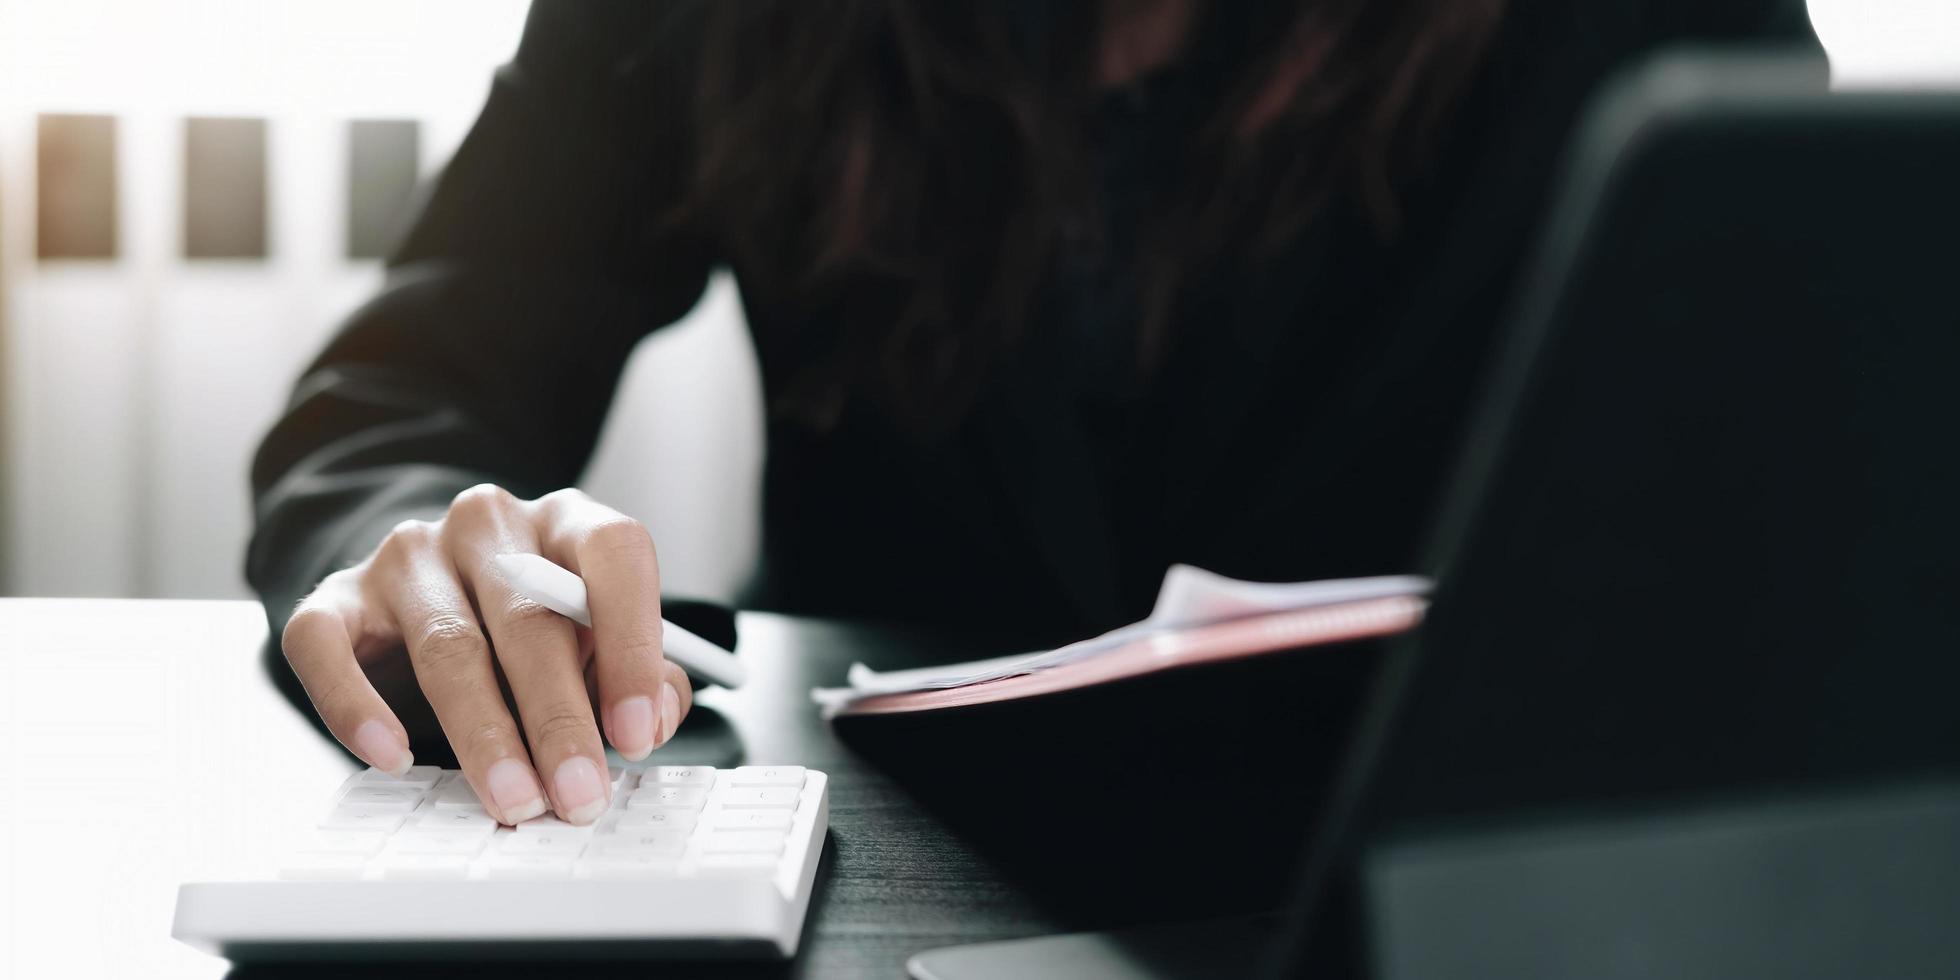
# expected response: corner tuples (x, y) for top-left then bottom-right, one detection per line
(812, 565), (1430, 710)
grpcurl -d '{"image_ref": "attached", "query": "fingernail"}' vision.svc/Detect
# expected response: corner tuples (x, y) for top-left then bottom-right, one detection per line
(354, 719), (412, 777)
(609, 696), (656, 761)
(553, 756), (608, 825)
(658, 682), (682, 746)
(487, 757), (546, 825)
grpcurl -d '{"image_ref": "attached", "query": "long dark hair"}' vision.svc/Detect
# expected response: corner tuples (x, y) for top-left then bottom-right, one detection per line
(682, 0), (1507, 432)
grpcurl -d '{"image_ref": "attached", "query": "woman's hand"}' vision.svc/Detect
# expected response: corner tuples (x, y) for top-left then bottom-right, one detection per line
(280, 485), (691, 825)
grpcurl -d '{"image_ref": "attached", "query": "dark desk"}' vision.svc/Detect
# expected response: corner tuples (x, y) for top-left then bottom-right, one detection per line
(0, 600), (1076, 978)
(638, 612), (1074, 976)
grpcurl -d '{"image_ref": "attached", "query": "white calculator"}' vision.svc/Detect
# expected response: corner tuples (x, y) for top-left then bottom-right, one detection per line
(173, 763), (829, 960)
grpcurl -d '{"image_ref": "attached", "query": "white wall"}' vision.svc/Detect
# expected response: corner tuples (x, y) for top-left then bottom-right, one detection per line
(0, 0), (1953, 600)
(1811, 1), (1960, 87)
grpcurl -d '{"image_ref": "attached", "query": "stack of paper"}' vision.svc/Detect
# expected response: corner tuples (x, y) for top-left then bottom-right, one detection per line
(814, 565), (1431, 718)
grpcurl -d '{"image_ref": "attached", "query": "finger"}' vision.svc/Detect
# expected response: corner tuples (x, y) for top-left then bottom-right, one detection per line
(372, 519), (547, 826)
(537, 490), (671, 760)
(476, 578), (612, 823)
(448, 489), (612, 825)
(658, 659), (693, 746)
(282, 573), (414, 776)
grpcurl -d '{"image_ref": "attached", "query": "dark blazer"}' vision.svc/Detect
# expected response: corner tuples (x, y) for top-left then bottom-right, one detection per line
(248, 0), (1818, 649)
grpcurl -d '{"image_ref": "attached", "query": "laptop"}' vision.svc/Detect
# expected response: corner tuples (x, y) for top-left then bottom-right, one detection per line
(915, 50), (1960, 979)
(1271, 50), (1960, 978)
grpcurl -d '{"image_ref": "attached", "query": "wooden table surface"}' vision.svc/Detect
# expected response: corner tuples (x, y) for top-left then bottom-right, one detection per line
(0, 599), (1068, 979)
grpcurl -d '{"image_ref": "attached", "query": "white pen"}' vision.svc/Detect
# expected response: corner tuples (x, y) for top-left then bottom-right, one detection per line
(492, 552), (748, 689)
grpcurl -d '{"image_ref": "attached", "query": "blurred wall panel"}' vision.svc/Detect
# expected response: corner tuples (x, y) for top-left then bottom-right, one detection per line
(0, 150), (8, 594)
(6, 112), (153, 598)
(183, 116), (267, 259)
(4, 271), (148, 597)
(35, 114), (118, 259)
(345, 119), (419, 260)
(0, 0), (538, 600)
(145, 116), (381, 600)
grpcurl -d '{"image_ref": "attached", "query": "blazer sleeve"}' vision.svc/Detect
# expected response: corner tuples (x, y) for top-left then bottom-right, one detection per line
(246, 0), (714, 634)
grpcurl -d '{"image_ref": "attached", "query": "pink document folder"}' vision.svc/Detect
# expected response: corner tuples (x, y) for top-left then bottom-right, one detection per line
(830, 594), (1427, 717)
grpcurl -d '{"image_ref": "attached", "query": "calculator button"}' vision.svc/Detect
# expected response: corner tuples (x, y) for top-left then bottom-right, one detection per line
(277, 853), (369, 880)
(639, 766), (715, 786)
(721, 788), (799, 809)
(513, 814), (595, 834)
(710, 810), (793, 831)
(340, 786), (425, 808)
(580, 852), (681, 878)
(609, 767), (637, 792)
(377, 855), (472, 880)
(729, 766), (805, 787)
(589, 830), (688, 855)
(291, 831), (387, 856)
(359, 766), (441, 788)
(320, 807), (408, 833)
(432, 781), (486, 809)
(628, 787), (709, 811)
(483, 855), (576, 879)
(417, 810), (497, 832)
(500, 833), (588, 857)
(616, 809), (698, 832)
(392, 831), (492, 856)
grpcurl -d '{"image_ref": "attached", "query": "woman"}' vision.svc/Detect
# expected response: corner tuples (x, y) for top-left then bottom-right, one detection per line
(251, 0), (1817, 827)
